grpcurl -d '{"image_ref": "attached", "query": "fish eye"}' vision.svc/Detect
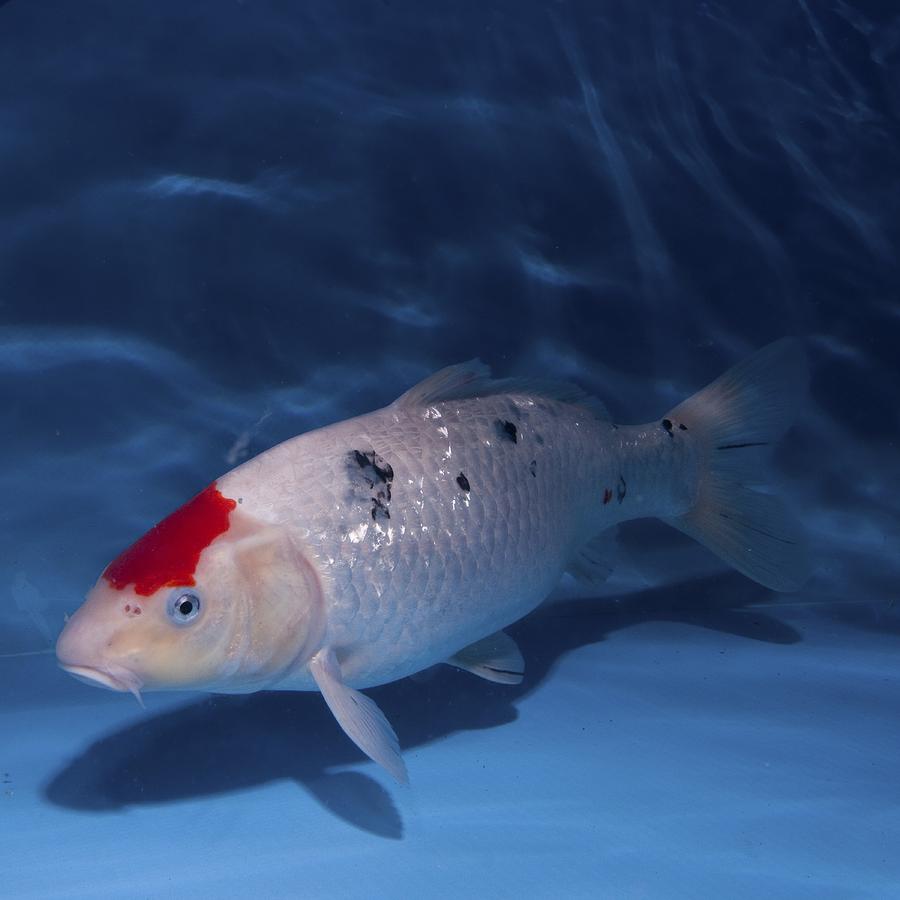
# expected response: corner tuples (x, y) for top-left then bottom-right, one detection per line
(167, 590), (201, 625)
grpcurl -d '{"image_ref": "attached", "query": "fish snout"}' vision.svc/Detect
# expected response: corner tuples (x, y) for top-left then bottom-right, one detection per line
(56, 605), (145, 702)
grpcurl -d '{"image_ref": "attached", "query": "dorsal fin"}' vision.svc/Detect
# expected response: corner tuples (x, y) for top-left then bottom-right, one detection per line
(394, 360), (609, 419)
(395, 360), (491, 408)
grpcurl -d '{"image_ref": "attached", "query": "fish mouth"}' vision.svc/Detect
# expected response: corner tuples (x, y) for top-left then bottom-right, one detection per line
(60, 663), (145, 707)
(61, 664), (127, 691)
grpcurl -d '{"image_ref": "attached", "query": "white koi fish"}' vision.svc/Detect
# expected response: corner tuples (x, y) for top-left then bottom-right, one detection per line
(57, 340), (809, 782)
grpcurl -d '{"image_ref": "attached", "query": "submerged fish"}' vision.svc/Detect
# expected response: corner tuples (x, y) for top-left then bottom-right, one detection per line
(57, 340), (809, 782)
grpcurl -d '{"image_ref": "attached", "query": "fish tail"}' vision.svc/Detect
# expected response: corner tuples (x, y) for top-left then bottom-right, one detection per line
(662, 339), (811, 591)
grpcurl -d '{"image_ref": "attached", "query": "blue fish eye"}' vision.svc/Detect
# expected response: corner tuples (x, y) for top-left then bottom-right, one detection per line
(167, 590), (201, 625)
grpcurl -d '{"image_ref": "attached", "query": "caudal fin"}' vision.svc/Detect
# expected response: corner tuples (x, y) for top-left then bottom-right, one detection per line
(663, 339), (810, 592)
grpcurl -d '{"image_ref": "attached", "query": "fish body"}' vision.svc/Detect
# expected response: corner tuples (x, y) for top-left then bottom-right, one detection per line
(57, 341), (809, 782)
(219, 388), (694, 690)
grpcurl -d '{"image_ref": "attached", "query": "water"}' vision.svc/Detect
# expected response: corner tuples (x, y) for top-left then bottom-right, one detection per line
(2, 2), (899, 897)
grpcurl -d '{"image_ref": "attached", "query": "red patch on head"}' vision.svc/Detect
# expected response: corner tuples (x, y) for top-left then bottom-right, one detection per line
(104, 482), (237, 597)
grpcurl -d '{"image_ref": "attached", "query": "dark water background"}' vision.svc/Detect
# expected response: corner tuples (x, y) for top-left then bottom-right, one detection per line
(1, 2), (899, 896)
(3, 1), (898, 650)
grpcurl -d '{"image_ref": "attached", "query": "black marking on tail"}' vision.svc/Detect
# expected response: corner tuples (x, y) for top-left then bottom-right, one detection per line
(717, 441), (769, 450)
(456, 472), (471, 492)
(719, 511), (796, 544)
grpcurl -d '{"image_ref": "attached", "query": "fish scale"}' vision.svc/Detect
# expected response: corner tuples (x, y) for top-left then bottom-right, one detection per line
(221, 391), (648, 689)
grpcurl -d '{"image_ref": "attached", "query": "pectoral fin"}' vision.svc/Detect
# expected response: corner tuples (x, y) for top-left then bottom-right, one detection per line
(447, 631), (524, 684)
(309, 648), (408, 785)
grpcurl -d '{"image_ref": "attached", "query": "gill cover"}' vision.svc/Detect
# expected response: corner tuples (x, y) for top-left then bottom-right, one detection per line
(219, 524), (326, 689)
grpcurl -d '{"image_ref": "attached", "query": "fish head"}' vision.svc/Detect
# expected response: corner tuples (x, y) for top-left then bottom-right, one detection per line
(56, 483), (325, 699)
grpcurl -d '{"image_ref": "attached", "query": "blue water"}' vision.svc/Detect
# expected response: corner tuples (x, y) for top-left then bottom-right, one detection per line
(2, 2), (899, 897)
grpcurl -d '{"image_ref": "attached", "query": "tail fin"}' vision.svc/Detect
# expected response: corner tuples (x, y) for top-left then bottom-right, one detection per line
(664, 339), (810, 591)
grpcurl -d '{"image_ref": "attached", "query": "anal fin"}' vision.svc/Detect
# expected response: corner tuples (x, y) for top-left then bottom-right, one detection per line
(567, 528), (617, 585)
(309, 648), (408, 785)
(447, 631), (524, 685)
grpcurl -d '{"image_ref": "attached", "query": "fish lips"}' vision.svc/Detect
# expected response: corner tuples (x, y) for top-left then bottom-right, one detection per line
(59, 661), (145, 706)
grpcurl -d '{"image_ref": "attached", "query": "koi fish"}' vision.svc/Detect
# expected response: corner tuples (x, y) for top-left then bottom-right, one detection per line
(57, 340), (809, 783)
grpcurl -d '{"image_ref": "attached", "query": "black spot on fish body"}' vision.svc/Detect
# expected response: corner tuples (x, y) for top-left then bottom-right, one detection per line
(349, 449), (395, 520)
(661, 418), (673, 435)
(352, 449), (393, 482)
(617, 476), (626, 503)
(456, 472), (471, 492)
(371, 487), (391, 520)
(678, 423), (687, 431)
(529, 459), (537, 478)
(496, 419), (518, 443)
(535, 433), (545, 445)
(353, 449), (369, 470)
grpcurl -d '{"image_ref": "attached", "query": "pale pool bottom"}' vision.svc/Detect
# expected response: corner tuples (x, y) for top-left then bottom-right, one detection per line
(3, 590), (897, 900)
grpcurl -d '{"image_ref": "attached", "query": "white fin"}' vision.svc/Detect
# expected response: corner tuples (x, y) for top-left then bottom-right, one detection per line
(395, 359), (609, 419)
(447, 631), (524, 685)
(664, 338), (810, 591)
(567, 529), (617, 585)
(309, 648), (408, 785)
(395, 359), (491, 407)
